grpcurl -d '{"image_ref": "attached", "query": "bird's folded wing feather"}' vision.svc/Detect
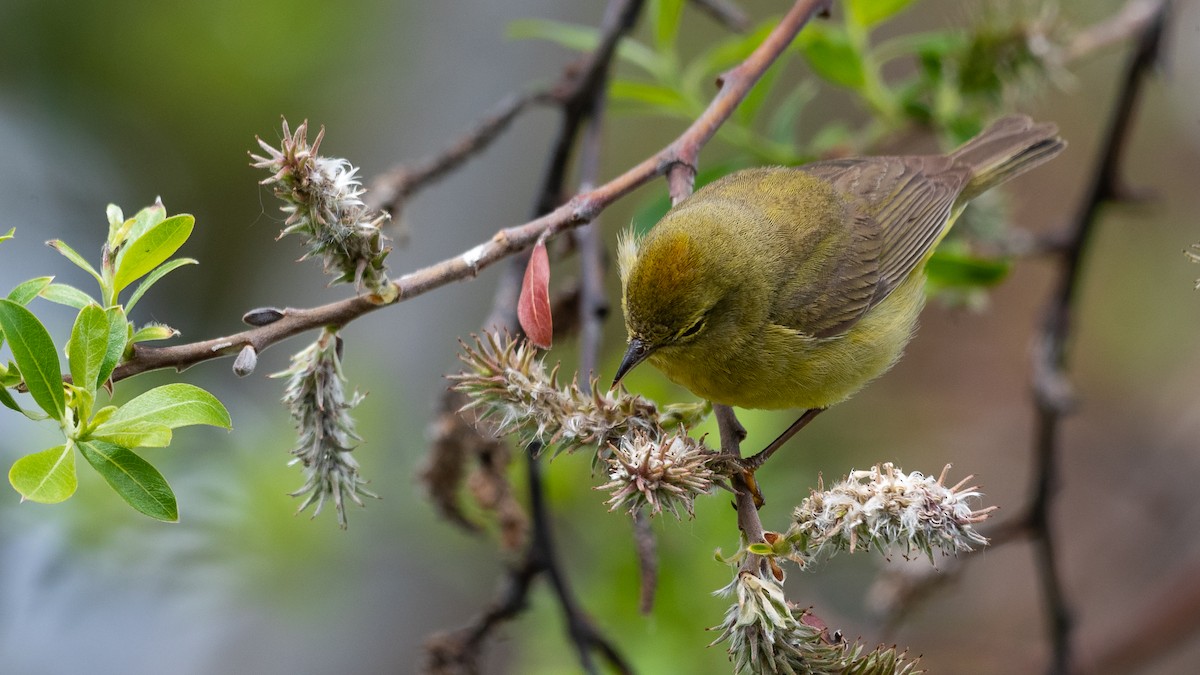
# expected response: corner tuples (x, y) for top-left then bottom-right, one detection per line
(782, 156), (968, 338)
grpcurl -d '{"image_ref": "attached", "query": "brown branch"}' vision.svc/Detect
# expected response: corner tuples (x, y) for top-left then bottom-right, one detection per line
(1026, 5), (1165, 673)
(427, 2), (645, 672)
(1063, 0), (1165, 63)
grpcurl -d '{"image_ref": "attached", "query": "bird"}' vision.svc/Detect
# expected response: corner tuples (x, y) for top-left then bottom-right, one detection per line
(613, 115), (1064, 456)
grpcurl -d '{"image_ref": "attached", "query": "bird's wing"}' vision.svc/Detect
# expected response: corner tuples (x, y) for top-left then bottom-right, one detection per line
(792, 156), (968, 338)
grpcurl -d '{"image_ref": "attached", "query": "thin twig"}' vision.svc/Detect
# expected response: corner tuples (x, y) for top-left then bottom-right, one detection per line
(436, 2), (646, 672)
(1063, 0), (1165, 63)
(689, 0), (752, 33)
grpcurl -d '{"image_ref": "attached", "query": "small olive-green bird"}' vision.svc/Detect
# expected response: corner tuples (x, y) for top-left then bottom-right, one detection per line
(614, 115), (1064, 413)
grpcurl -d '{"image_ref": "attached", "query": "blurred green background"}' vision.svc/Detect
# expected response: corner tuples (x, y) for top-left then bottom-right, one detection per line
(2, 0), (1199, 673)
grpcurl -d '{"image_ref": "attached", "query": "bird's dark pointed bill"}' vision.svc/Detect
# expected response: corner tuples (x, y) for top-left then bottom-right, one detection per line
(612, 338), (651, 388)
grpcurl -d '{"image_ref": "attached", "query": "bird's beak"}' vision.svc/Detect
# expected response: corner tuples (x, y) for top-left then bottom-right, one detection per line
(612, 338), (653, 389)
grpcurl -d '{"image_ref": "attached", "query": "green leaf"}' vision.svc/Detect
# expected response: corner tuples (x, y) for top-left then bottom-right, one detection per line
(0, 227), (13, 244)
(88, 421), (173, 449)
(68, 304), (109, 397)
(79, 440), (178, 522)
(650, 0), (684, 51)
(106, 204), (125, 243)
(0, 383), (25, 415)
(130, 323), (179, 344)
(767, 81), (817, 146)
(847, 0), (914, 28)
(747, 543), (775, 556)
(7, 276), (53, 305)
(119, 201), (168, 251)
(96, 306), (128, 388)
(0, 299), (65, 420)
(796, 23), (866, 89)
(9, 444), (77, 503)
(925, 250), (1012, 289)
(112, 214), (194, 295)
(609, 80), (694, 114)
(46, 239), (104, 288)
(39, 283), (99, 310)
(124, 257), (197, 313)
(89, 383), (231, 448)
(109, 383), (231, 430)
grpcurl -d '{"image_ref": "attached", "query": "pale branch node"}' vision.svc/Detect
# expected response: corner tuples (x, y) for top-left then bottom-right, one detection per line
(709, 571), (921, 675)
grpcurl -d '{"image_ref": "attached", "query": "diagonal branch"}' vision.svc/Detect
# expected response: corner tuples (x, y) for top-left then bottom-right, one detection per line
(1026, 4), (1165, 673)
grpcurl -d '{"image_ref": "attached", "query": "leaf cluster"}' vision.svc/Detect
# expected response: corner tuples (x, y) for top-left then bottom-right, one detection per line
(0, 205), (231, 521)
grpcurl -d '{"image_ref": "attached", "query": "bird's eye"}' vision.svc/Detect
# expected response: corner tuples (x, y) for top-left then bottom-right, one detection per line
(679, 318), (705, 339)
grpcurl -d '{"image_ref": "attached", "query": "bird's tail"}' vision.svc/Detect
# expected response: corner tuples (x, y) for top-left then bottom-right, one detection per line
(950, 115), (1066, 201)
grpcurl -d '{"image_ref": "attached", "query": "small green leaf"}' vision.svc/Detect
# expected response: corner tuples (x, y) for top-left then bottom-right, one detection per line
(796, 23), (866, 89)
(39, 283), (99, 310)
(68, 304), (109, 397)
(109, 383), (231, 430)
(847, 0), (914, 27)
(747, 543), (775, 556)
(106, 204), (125, 242)
(46, 239), (104, 288)
(96, 306), (128, 388)
(89, 383), (231, 448)
(0, 384), (47, 420)
(119, 201), (167, 251)
(926, 250), (1012, 289)
(767, 82), (817, 146)
(79, 440), (178, 522)
(0, 383), (25, 415)
(651, 0), (684, 51)
(88, 405), (119, 429)
(130, 323), (179, 344)
(9, 444), (77, 504)
(112, 214), (194, 295)
(0, 299), (65, 420)
(0, 227), (13, 244)
(7, 276), (53, 305)
(609, 80), (694, 114)
(88, 421), (173, 449)
(124, 258), (197, 313)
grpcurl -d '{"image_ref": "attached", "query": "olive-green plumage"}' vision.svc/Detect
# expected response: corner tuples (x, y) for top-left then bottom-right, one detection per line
(616, 115), (1065, 410)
